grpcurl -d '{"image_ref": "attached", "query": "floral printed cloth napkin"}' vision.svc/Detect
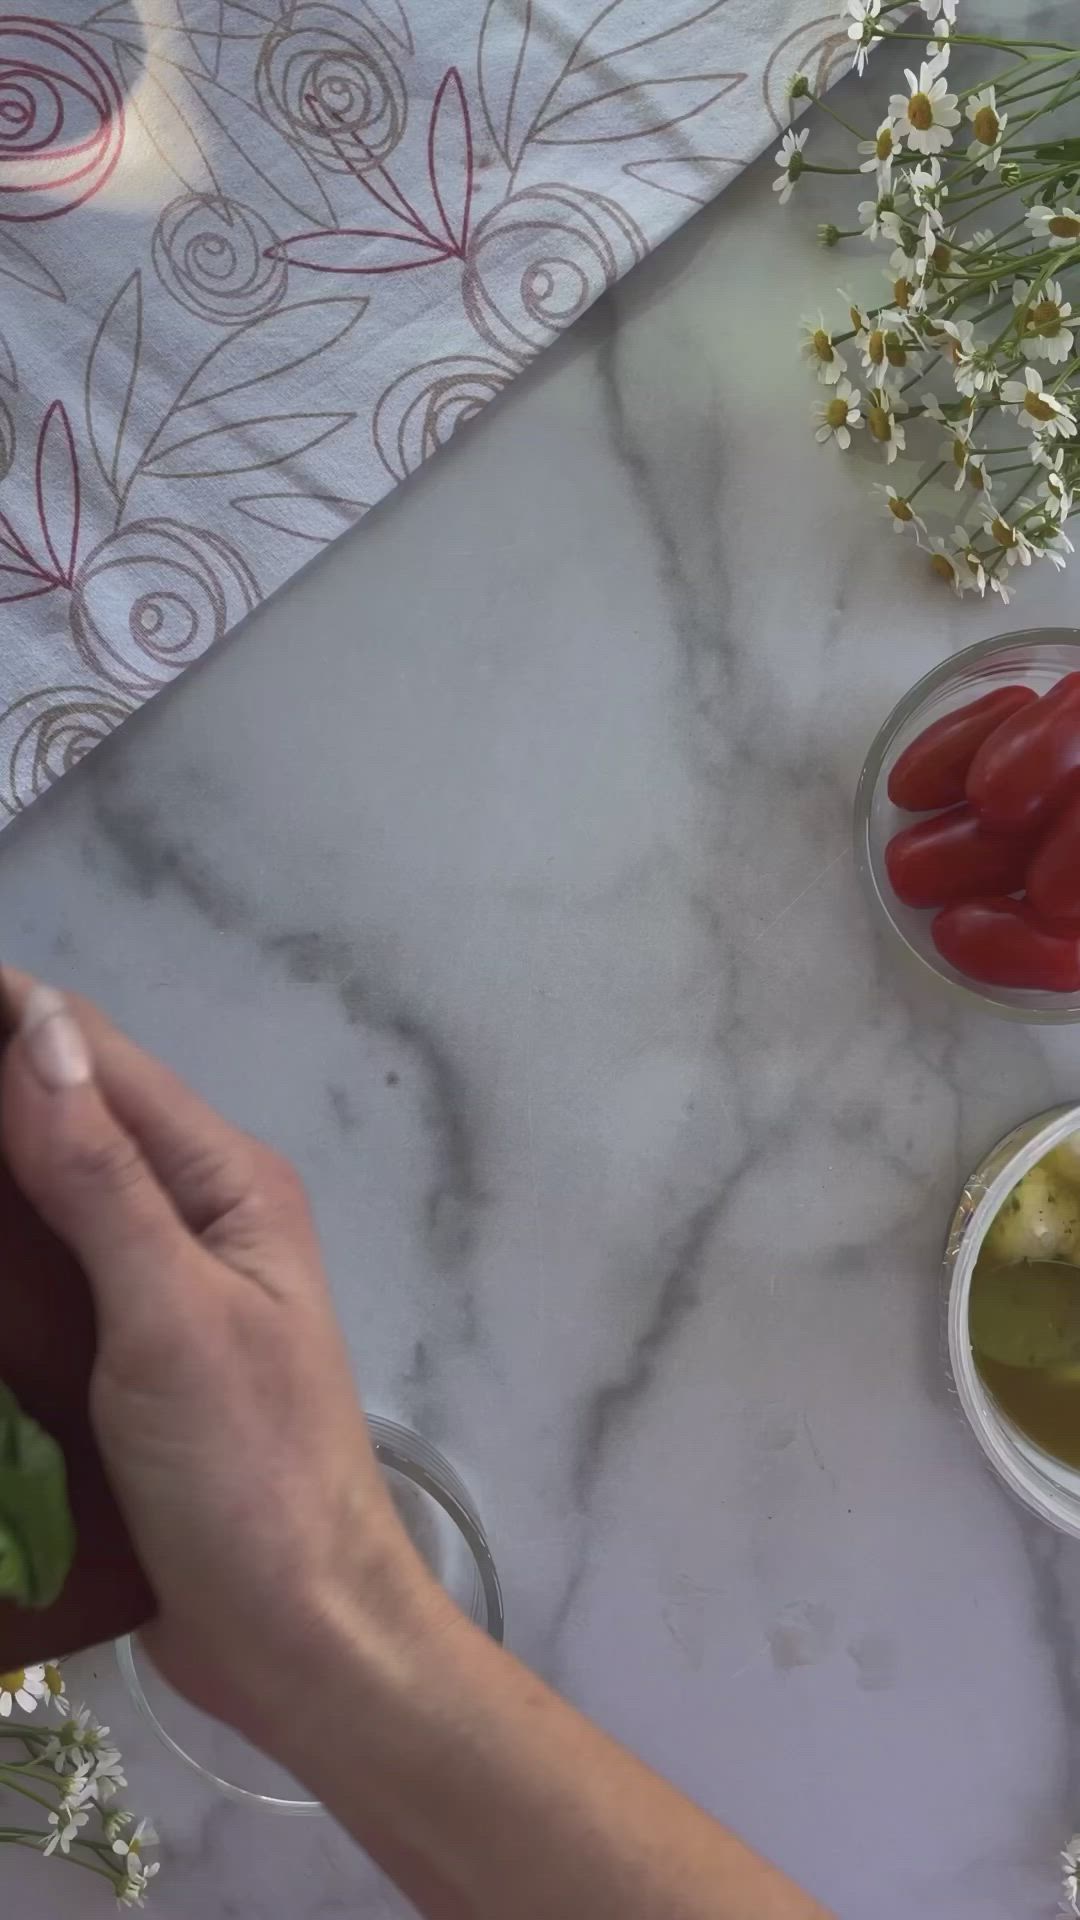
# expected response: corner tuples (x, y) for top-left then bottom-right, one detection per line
(0, 0), (847, 818)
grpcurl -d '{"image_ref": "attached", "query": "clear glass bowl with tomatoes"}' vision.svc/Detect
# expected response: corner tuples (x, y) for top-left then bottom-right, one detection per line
(855, 629), (1080, 1020)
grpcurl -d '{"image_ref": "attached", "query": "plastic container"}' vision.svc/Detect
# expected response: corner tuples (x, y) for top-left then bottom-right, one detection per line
(117, 1418), (503, 1812)
(854, 627), (1080, 1020)
(945, 1104), (1080, 1537)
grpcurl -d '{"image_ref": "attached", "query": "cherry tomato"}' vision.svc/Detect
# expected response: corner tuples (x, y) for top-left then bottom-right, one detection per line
(932, 896), (1080, 991)
(1026, 791), (1080, 919)
(885, 806), (1033, 908)
(967, 673), (1080, 832)
(888, 685), (1037, 811)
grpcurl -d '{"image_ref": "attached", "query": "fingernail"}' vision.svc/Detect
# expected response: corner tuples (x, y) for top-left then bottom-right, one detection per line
(22, 985), (92, 1092)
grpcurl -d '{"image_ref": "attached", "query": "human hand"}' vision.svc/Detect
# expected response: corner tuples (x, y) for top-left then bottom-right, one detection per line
(0, 973), (439, 1745)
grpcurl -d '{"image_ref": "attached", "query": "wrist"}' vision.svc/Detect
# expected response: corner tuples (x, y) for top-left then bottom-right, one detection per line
(235, 1510), (461, 1770)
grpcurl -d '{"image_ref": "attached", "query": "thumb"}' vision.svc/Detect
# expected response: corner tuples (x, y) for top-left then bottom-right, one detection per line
(1, 984), (189, 1335)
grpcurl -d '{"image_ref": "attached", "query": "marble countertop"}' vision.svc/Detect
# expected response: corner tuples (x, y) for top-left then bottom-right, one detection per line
(7, 56), (1080, 1920)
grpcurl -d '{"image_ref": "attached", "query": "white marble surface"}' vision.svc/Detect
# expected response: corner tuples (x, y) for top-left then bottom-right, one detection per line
(7, 33), (1080, 1919)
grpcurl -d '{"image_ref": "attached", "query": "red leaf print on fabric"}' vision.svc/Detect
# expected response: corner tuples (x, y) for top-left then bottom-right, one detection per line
(0, 18), (125, 222)
(272, 66), (474, 277)
(0, 399), (80, 601)
(428, 67), (473, 256)
(268, 227), (453, 274)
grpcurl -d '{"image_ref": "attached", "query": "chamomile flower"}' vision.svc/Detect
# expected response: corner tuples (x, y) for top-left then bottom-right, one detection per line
(926, 18), (952, 59)
(814, 378), (863, 449)
(940, 319), (997, 398)
(113, 1817), (158, 1872)
(1001, 365), (1078, 441)
(1027, 204), (1080, 248)
(923, 533), (973, 595)
(1031, 519), (1074, 570)
(44, 1788), (92, 1857)
(1015, 279), (1075, 366)
(42, 1662), (68, 1715)
(773, 127), (807, 204)
(858, 117), (896, 189)
(859, 190), (896, 242)
(890, 57), (960, 157)
(0, 1665), (46, 1717)
(865, 384), (906, 463)
(966, 87), (1006, 170)
(909, 158), (946, 235)
(800, 313), (846, 384)
(952, 532), (987, 595)
(90, 1744), (128, 1800)
(983, 505), (1035, 567)
(117, 1861), (161, 1909)
(874, 484), (926, 537)
(846, 0), (880, 76)
(918, 0), (958, 19)
(1062, 1835), (1080, 1916)
(1034, 446), (1074, 519)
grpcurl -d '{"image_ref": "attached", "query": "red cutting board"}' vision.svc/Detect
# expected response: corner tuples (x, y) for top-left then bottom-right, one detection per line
(0, 996), (154, 1668)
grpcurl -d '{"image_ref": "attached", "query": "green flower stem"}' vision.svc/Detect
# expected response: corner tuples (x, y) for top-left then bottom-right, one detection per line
(803, 163), (862, 176)
(0, 1765), (57, 1813)
(805, 92), (867, 143)
(909, 461), (945, 504)
(881, 30), (1078, 55)
(2, 1834), (121, 1887)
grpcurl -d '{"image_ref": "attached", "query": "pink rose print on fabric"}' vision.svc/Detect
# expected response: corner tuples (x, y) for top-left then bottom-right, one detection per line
(463, 185), (646, 360)
(70, 519), (259, 697)
(0, 682), (134, 817)
(0, 15), (125, 221)
(256, 3), (408, 173)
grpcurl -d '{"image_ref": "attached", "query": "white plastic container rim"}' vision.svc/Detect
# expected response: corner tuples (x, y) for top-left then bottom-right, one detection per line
(946, 1103), (1080, 1538)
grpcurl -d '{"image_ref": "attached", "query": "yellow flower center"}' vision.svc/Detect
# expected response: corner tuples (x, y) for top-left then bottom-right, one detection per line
(825, 397), (849, 429)
(932, 241), (952, 273)
(1029, 298), (1063, 336)
(849, 304), (863, 330)
(885, 331), (906, 367)
(876, 126), (893, 161)
(44, 1665), (63, 1698)
(0, 1670), (24, 1694)
(930, 552), (955, 582)
(893, 276), (912, 308)
(813, 328), (833, 362)
(867, 328), (885, 364)
(967, 462), (987, 491)
(992, 517), (1016, 547)
(868, 404), (892, 442)
(1049, 214), (1080, 239)
(952, 437), (967, 467)
(972, 105), (999, 145)
(888, 495), (913, 522)
(908, 91), (934, 132)
(1024, 391), (1056, 422)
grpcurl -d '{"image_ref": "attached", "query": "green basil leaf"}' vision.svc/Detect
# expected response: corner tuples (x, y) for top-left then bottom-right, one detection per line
(0, 1383), (76, 1608)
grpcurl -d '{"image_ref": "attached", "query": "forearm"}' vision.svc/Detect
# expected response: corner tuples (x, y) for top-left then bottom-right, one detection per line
(267, 1561), (833, 1920)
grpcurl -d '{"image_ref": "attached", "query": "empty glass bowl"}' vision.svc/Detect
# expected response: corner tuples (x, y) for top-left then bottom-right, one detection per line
(854, 627), (1080, 1021)
(117, 1418), (503, 1812)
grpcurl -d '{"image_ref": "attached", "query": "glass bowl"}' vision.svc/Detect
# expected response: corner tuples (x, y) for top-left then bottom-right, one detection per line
(854, 627), (1080, 1021)
(117, 1418), (503, 1813)
(944, 1106), (1080, 1538)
